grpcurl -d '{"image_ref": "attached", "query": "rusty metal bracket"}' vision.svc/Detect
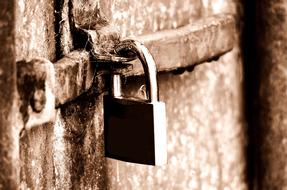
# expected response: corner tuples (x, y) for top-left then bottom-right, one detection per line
(16, 14), (235, 128)
(17, 50), (95, 128)
(17, 58), (56, 129)
(132, 14), (235, 75)
(75, 14), (235, 76)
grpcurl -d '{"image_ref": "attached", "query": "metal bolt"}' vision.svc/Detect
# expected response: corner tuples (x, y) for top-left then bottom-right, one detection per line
(30, 89), (46, 113)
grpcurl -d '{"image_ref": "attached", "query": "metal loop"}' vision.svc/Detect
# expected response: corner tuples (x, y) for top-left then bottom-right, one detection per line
(115, 39), (159, 102)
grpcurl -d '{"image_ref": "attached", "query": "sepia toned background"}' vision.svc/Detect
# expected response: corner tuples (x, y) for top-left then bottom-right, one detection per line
(0, 0), (286, 189)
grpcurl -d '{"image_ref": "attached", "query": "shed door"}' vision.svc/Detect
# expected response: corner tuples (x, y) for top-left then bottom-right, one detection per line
(0, 0), (246, 189)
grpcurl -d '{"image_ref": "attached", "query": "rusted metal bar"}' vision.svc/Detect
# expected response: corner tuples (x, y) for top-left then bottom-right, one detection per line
(79, 14), (235, 76)
(15, 14), (235, 128)
(0, 1), (19, 189)
(129, 14), (235, 75)
(16, 50), (96, 128)
(54, 50), (94, 106)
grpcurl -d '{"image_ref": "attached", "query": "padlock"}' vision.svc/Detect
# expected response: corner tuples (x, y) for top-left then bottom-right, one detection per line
(104, 39), (167, 166)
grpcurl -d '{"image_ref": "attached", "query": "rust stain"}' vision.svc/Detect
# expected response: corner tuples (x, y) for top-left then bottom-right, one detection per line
(17, 60), (46, 124)
(16, 59), (56, 129)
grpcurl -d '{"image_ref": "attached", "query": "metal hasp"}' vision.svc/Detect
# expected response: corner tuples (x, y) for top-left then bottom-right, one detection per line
(78, 14), (235, 76)
(10, 15), (235, 129)
(104, 40), (167, 166)
(14, 15), (235, 129)
(119, 14), (235, 76)
(16, 50), (94, 129)
(17, 59), (56, 129)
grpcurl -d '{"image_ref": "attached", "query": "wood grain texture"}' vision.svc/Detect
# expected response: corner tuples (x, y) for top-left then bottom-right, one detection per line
(15, 0), (246, 189)
(255, 0), (287, 189)
(0, 1), (19, 189)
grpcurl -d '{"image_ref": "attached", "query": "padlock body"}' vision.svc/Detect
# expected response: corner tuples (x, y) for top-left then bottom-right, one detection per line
(104, 95), (167, 165)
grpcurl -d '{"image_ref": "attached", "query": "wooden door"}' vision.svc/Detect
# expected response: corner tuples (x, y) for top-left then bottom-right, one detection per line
(0, 0), (246, 189)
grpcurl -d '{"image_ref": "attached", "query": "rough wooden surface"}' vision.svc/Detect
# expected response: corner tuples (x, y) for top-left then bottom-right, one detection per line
(55, 0), (74, 58)
(14, 0), (57, 189)
(53, 92), (106, 189)
(255, 1), (287, 189)
(105, 0), (247, 189)
(20, 123), (55, 189)
(72, 0), (202, 36)
(107, 48), (246, 190)
(15, 0), (56, 61)
(0, 1), (19, 189)
(13, 0), (246, 189)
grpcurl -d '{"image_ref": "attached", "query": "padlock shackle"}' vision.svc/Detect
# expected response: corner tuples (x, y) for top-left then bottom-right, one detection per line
(115, 39), (159, 102)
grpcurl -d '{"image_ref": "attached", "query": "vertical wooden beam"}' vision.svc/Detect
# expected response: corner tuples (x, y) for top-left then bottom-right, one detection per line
(54, 0), (74, 58)
(256, 1), (287, 189)
(0, 0), (19, 189)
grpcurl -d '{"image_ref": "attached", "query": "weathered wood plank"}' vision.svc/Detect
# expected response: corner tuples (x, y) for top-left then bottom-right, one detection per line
(72, 0), (202, 37)
(0, 1), (19, 189)
(255, 0), (287, 189)
(15, 0), (56, 61)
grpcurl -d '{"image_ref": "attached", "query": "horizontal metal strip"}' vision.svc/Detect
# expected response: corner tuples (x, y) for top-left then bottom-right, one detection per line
(54, 50), (94, 107)
(17, 14), (235, 128)
(16, 50), (105, 128)
(51, 14), (236, 106)
(125, 14), (235, 75)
